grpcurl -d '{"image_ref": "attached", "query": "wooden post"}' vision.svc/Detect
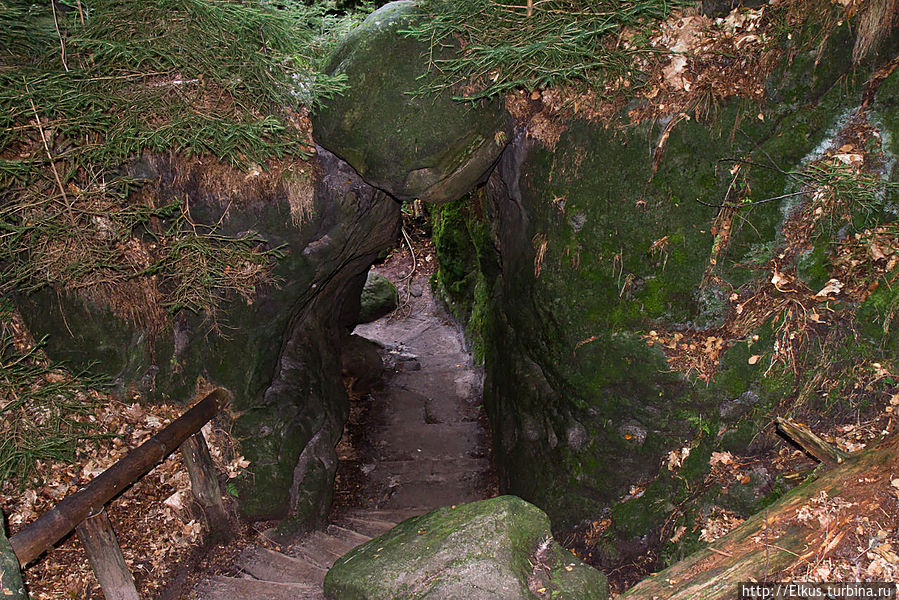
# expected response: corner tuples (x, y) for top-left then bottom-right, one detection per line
(180, 431), (230, 539)
(1, 511), (28, 600)
(76, 509), (139, 600)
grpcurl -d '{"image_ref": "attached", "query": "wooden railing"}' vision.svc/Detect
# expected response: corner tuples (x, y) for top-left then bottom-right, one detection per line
(3, 388), (231, 600)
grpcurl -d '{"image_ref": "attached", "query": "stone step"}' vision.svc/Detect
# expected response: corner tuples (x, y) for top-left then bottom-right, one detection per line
(370, 422), (484, 460)
(308, 530), (360, 556)
(289, 535), (345, 569)
(368, 457), (492, 479)
(339, 515), (399, 538)
(237, 547), (327, 585)
(380, 480), (488, 511)
(198, 575), (323, 600)
(325, 523), (372, 547)
(345, 508), (426, 522)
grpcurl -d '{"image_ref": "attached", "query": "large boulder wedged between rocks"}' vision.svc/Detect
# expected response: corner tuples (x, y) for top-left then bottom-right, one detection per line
(313, 0), (512, 203)
(324, 495), (609, 600)
(15, 146), (401, 524)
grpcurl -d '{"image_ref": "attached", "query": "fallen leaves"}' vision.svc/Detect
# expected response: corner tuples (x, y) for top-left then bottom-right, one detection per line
(815, 279), (844, 298)
(795, 491), (855, 530)
(667, 446), (691, 471)
(699, 507), (744, 543)
(709, 451), (735, 467)
(1, 391), (236, 600)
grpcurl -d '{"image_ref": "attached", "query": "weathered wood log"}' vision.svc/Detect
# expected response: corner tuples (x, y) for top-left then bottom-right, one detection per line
(1, 511), (28, 600)
(623, 432), (899, 600)
(181, 431), (231, 540)
(9, 388), (229, 566)
(776, 417), (849, 465)
(76, 509), (139, 600)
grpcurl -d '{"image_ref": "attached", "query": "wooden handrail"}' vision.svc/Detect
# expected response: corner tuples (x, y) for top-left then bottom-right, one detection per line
(9, 387), (230, 567)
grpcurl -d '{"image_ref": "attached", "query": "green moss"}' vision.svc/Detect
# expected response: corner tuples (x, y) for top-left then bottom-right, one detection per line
(441, 11), (892, 543)
(544, 543), (610, 600)
(430, 194), (495, 362)
(857, 284), (899, 349)
(313, 1), (510, 202)
(325, 496), (607, 600)
(719, 470), (772, 516)
(720, 419), (759, 454)
(797, 242), (832, 291)
(610, 479), (674, 540)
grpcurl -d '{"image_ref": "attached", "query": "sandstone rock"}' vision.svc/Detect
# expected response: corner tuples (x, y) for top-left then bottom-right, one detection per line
(341, 333), (384, 393)
(324, 495), (609, 600)
(358, 272), (398, 323)
(15, 147), (401, 523)
(313, 1), (512, 203)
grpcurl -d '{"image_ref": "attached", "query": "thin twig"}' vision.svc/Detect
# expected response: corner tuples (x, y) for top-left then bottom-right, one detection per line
(27, 87), (74, 223)
(400, 226), (417, 283)
(695, 189), (809, 209)
(50, 1), (69, 72)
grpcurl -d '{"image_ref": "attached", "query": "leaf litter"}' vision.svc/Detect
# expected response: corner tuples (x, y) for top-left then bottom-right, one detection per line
(1, 308), (247, 599)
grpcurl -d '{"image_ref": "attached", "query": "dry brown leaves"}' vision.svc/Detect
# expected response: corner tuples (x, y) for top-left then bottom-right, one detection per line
(6, 414), (245, 600)
(508, 2), (783, 145)
(1, 316), (245, 599)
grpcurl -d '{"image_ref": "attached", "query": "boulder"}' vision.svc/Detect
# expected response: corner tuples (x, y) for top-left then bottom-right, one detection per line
(1, 512), (26, 600)
(313, 1), (512, 203)
(15, 147), (401, 524)
(324, 495), (609, 600)
(358, 272), (398, 323)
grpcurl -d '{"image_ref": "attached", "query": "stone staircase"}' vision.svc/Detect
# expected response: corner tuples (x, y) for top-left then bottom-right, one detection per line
(194, 510), (417, 600)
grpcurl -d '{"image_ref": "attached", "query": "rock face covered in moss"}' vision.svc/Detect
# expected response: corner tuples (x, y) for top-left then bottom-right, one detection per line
(358, 271), (398, 323)
(16, 147), (401, 523)
(324, 495), (609, 600)
(432, 17), (899, 552)
(313, 1), (512, 203)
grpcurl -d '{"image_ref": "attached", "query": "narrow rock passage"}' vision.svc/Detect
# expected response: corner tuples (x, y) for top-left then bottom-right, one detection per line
(194, 254), (496, 600)
(352, 264), (495, 514)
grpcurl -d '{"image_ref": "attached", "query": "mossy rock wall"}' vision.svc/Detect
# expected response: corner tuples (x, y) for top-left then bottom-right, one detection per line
(15, 147), (401, 523)
(432, 22), (899, 543)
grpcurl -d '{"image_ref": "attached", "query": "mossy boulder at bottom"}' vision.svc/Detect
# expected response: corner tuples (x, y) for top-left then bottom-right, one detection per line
(324, 496), (609, 600)
(358, 272), (398, 323)
(313, 1), (512, 203)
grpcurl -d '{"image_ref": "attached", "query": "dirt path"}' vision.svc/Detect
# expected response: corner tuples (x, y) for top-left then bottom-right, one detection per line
(351, 260), (495, 514)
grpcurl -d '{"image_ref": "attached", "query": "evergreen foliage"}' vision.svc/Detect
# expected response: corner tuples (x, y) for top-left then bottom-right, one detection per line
(0, 0), (360, 318)
(402, 0), (691, 100)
